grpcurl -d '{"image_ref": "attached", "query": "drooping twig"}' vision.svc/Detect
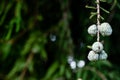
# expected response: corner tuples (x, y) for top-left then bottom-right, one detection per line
(97, 0), (100, 42)
(19, 52), (34, 80)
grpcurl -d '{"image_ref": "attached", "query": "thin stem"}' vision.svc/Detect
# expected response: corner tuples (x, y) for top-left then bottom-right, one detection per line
(19, 52), (34, 80)
(84, 66), (107, 80)
(97, 0), (100, 42)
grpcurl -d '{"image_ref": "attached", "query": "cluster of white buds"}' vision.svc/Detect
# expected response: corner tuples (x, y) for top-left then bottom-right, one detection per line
(87, 22), (112, 36)
(87, 42), (108, 61)
(87, 22), (112, 61)
(87, 0), (112, 61)
(88, 50), (108, 61)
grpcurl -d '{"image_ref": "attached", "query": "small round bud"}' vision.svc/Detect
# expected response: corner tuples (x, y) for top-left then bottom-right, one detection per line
(88, 50), (99, 61)
(88, 24), (97, 36)
(70, 60), (76, 69)
(99, 50), (108, 60)
(99, 22), (112, 36)
(92, 42), (103, 52)
(32, 44), (40, 53)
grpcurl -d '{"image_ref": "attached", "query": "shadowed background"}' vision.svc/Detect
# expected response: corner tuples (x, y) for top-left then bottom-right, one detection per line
(0, 0), (120, 80)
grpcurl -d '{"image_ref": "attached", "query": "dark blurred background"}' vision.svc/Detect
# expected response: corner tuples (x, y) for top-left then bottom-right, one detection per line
(0, 0), (120, 80)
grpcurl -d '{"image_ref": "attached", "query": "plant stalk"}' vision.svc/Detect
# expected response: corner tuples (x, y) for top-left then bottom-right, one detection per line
(97, 0), (100, 42)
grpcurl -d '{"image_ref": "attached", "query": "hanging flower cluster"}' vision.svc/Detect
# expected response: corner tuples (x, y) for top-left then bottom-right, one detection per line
(87, 22), (112, 61)
(87, 0), (112, 61)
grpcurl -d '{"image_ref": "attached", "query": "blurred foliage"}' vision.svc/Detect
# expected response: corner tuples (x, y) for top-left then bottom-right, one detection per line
(0, 0), (120, 80)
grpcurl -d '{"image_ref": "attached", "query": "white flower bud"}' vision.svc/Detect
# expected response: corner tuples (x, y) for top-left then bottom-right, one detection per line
(88, 24), (97, 36)
(99, 22), (112, 36)
(99, 50), (108, 60)
(92, 42), (103, 52)
(70, 61), (76, 69)
(88, 50), (99, 61)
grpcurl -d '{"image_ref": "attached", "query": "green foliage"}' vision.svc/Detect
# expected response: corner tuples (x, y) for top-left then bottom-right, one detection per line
(0, 0), (120, 80)
(43, 61), (59, 80)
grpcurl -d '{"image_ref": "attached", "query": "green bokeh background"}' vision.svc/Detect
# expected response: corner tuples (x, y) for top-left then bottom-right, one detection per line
(0, 0), (120, 80)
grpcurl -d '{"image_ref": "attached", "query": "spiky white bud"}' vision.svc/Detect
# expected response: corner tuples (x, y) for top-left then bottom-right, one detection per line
(99, 50), (108, 60)
(92, 42), (103, 52)
(99, 22), (112, 36)
(88, 50), (99, 61)
(88, 24), (97, 36)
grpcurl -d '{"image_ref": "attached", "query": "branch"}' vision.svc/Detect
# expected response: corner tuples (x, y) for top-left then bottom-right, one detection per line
(19, 52), (34, 80)
(96, 0), (100, 42)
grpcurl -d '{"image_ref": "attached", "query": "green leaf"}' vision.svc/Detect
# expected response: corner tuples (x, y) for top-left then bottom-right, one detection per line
(28, 61), (34, 73)
(100, 16), (105, 20)
(21, 34), (36, 56)
(28, 77), (36, 80)
(89, 14), (96, 19)
(65, 69), (71, 79)
(87, 45), (92, 49)
(32, 43), (41, 53)
(6, 59), (25, 79)
(15, 17), (21, 32)
(117, 2), (120, 9)
(5, 19), (15, 40)
(85, 5), (96, 9)
(100, 60), (112, 67)
(90, 12), (97, 15)
(1, 42), (12, 59)
(82, 71), (88, 80)
(89, 12), (97, 19)
(0, 1), (5, 15)
(59, 64), (65, 76)
(15, 2), (22, 32)
(107, 0), (113, 3)
(40, 48), (47, 60)
(76, 69), (83, 79)
(0, 2), (13, 25)
(100, 7), (110, 14)
(110, 0), (117, 10)
(100, 0), (107, 2)
(37, 15), (43, 21)
(44, 61), (59, 79)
